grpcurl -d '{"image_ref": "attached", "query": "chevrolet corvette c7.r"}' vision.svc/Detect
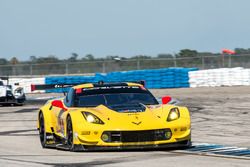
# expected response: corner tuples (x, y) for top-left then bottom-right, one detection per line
(33, 82), (191, 151)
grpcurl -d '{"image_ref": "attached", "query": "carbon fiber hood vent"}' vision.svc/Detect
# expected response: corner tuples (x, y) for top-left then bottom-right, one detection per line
(108, 103), (146, 113)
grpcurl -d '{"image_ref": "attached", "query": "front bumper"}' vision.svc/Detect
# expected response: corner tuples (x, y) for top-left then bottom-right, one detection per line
(0, 96), (25, 104)
(73, 128), (191, 151)
(74, 125), (191, 145)
(71, 139), (191, 151)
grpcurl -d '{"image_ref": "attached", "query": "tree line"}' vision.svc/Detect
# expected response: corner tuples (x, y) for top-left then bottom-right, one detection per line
(1, 48), (250, 65)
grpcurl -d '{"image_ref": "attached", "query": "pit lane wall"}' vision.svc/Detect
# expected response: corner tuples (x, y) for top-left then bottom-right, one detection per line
(5, 67), (250, 94)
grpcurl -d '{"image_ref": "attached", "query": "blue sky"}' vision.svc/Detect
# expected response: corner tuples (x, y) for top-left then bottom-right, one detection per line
(1, 0), (250, 60)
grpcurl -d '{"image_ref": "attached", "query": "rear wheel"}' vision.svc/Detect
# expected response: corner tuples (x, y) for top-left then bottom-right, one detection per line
(16, 99), (25, 105)
(39, 112), (47, 148)
(14, 102), (23, 106)
(2, 103), (11, 106)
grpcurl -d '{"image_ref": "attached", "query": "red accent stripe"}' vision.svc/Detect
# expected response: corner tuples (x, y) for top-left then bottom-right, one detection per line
(76, 88), (82, 94)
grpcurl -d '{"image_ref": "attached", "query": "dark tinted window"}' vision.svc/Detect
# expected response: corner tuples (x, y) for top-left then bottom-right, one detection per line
(78, 94), (106, 107)
(64, 88), (75, 107)
(76, 92), (158, 107)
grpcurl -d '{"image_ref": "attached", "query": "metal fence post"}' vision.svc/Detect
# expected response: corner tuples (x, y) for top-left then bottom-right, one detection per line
(173, 57), (177, 67)
(221, 54), (225, 68)
(12, 65), (15, 76)
(201, 55), (205, 69)
(228, 55), (232, 68)
(137, 59), (140, 70)
(30, 64), (33, 76)
(65, 63), (69, 74)
(102, 61), (106, 73)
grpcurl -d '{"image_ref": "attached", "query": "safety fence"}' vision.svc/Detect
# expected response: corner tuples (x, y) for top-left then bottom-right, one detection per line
(4, 67), (250, 94)
(1, 54), (250, 76)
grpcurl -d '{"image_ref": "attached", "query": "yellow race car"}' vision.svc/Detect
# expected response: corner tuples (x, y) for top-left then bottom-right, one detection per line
(34, 81), (191, 151)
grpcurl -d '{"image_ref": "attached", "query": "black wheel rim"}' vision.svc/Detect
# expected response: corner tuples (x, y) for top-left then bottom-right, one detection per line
(67, 117), (73, 147)
(39, 113), (45, 144)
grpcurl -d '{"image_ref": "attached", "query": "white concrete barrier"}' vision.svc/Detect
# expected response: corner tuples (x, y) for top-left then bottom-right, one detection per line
(189, 67), (250, 87)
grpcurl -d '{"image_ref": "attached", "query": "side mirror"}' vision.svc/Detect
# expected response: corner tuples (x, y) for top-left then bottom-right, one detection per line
(162, 96), (172, 104)
(51, 100), (68, 111)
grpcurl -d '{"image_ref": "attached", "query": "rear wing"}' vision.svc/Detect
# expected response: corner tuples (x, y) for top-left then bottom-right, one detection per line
(0, 76), (9, 85)
(0, 76), (19, 86)
(31, 84), (75, 91)
(31, 80), (145, 92)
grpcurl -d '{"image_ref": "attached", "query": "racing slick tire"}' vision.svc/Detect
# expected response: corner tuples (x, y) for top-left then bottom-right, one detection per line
(39, 112), (49, 148)
(14, 102), (24, 106)
(66, 116), (84, 152)
(1, 104), (11, 106)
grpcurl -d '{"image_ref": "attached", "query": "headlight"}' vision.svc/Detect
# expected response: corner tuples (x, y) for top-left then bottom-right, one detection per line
(82, 112), (104, 124)
(167, 108), (180, 122)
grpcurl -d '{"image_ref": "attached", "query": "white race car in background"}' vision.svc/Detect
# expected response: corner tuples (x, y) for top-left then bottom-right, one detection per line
(0, 77), (26, 106)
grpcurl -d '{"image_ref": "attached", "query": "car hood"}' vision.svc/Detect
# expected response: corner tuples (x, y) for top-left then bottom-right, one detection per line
(77, 104), (177, 130)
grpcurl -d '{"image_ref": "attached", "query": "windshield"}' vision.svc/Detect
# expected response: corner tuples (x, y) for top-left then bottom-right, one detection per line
(77, 93), (158, 107)
(73, 87), (159, 112)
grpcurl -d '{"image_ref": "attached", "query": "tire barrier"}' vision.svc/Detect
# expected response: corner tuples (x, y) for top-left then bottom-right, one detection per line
(45, 68), (198, 93)
(8, 67), (250, 94)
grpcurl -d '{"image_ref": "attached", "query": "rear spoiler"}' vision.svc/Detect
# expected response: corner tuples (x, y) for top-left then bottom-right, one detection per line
(31, 84), (75, 91)
(0, 76), (9, 80)
(0, 76), (20, 86)
(0, 76), (9, 85)
(31, 80), (145, 92)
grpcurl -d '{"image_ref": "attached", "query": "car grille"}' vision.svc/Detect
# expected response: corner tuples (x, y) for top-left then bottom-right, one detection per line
(102, 129), (171, 143)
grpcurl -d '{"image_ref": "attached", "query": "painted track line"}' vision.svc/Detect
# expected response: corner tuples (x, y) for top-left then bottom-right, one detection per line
(172, 143), (250, 160)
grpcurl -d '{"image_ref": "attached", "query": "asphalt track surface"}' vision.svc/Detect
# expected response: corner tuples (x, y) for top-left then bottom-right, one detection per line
(0, 86), (250, 167)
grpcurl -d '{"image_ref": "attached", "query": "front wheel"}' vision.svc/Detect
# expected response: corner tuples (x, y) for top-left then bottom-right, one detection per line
(66, 116), (85, 151)
(66, 116), (75, 151)
(39, 112), (48, 148)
